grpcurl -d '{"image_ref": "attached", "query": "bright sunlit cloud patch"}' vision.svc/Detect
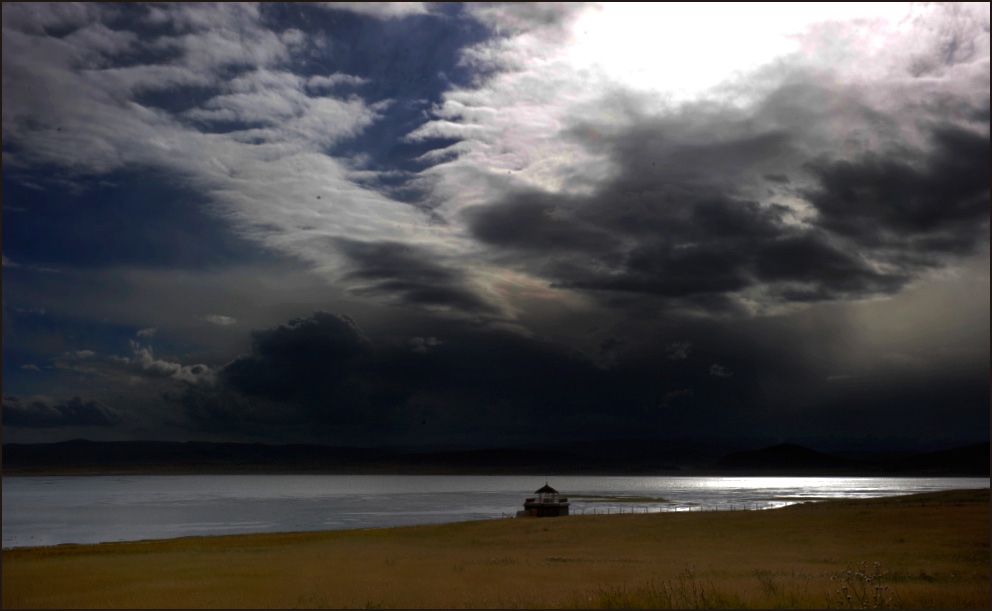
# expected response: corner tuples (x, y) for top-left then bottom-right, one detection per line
(564, 3), (913, 104)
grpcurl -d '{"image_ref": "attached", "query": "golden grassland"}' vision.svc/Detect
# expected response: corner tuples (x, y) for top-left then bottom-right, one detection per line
(2, 489), (988, 609)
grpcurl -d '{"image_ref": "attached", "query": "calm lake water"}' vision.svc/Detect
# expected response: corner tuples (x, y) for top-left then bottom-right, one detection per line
(2, 475), (987, 548)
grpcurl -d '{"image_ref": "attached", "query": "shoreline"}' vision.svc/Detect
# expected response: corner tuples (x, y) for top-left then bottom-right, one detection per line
(4, 489), (988, 608)
(5, 487), (987, 550)
(5, 479), (987, 552)
(3, 488), (987, 553)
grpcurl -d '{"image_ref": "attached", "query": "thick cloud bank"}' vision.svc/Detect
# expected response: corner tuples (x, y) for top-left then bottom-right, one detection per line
(3, 395), (122, 428)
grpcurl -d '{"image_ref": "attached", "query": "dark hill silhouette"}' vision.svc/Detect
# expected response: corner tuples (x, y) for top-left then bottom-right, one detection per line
(1, 439), (390, 473)
(2, 439), (988, 475)
(714, 443), (864, 472)
(883, 441), (990, 476)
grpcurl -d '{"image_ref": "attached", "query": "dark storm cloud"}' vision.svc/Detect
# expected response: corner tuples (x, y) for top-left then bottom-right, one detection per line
(336, 238), (498, 314)
(664, 341), (691, 360)
(3, 394), (122, 428)
(592, 337), (625, 370)
(660, 389), (694, 409)
(466, 191), (620, 253)
(777, 364), (991, 447)
(753, 234), (910, 301)
(464, 107), (990, 308)
(212, 311), (608, 434)
(221, 311), (372, 406)
(191, 310), (779, 442)
(161, 385), (292, 436)
(804, 124), (990, 254)
(10, 299), (980, 446)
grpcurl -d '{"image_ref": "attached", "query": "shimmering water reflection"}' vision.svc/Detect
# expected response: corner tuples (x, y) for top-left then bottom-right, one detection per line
(3, 475), (986, 548)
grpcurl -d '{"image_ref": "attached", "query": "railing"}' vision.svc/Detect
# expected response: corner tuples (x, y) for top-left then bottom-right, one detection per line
(503, 503), (775, 518)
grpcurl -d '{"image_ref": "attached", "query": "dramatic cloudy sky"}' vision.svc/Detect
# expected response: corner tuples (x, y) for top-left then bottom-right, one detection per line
(3, 2), (989, 450)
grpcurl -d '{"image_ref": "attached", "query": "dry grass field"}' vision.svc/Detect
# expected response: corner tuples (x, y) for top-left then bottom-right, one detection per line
(2, 488), (988, 608)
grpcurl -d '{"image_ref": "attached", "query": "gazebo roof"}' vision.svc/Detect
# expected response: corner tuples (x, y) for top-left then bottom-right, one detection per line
(535, 484), (559, 494)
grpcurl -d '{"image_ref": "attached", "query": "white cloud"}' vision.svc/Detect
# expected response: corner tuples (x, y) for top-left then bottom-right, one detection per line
(85, 64), (213, 96)
(62, 22), (140, 63)
(421, 2), (989, 205)
(0, 3), (109, 34)
(123, 341), (216, 385)
(57, 350), (97, 361)
(1, 254), (61, 274)
(307, 73), (370, 92)
(136, 327), (157, 338)
(318, 3), (431, 19)
(464, 3), (584, 37)
(185, 90), (305, 126)
(199, 314), (238, 326)
(14, 307), (47, 316)
(280, 28), (307, 48)
(49, 338), (215, 387)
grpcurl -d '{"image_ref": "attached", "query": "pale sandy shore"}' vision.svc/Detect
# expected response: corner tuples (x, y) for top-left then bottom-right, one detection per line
(3, 489), (988, 608)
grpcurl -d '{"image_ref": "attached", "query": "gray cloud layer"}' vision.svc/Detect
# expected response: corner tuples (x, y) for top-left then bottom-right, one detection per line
(464, 105), (989, 311)
(3, 395), (122, 428)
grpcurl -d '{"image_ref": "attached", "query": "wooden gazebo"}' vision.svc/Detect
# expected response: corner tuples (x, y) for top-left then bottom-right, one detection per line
(519, 483), (570, 517)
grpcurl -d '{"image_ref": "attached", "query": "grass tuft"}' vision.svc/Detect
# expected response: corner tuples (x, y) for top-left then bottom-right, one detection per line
(828, 561), (895, 609)
(591, 567), (709, 609)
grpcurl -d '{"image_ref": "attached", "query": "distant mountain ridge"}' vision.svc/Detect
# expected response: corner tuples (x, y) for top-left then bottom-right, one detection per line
(715, 443), (864, 471)
(881, 441), (990, 476)
(2, 439), (988, 476)
(715, 441), (989, 476)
